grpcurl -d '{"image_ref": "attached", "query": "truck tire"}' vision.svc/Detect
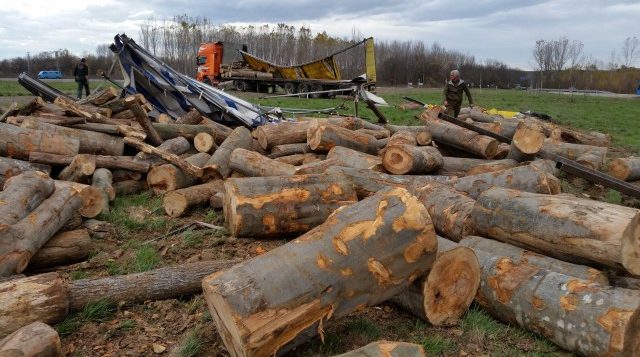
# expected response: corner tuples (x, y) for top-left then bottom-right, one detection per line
(310, 83), (323, 99)
(284, 82), (298, 94)
(234, 80), (247, 92)
(298, 83), (311, 98)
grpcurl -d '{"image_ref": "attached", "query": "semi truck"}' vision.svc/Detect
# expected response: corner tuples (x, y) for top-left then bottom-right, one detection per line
(195, 37), (376, 97)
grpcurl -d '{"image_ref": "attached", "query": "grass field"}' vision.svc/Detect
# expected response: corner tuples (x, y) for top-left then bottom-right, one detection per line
(0, 79), (107, 97)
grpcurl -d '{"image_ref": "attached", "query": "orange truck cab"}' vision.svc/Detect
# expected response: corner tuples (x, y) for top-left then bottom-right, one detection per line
(196, 41), (246, 85)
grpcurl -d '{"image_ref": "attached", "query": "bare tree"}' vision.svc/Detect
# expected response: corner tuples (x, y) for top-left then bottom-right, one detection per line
(533, 40), (553, 88)
(621, 36), (640, 67)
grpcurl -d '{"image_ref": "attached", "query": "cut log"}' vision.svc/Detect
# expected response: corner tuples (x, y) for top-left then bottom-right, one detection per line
(21, 118), (125, 156)
(458, 235), (609, 285)
(110, 169), (142, 182)
(71, 123), (119, 135)
(413, 182), (474, 242)
(8, 114), (86, 126)
(78, 86), (119, 106)
(113, 180), (147, 195)
(152, 123), (215, 141)
(29, 152), (149, 173)
(452, 164), (561, 199)
(194, 132), (217, 154)
(133, 136), (191, 167)
(473, 248), (640, 356)
(124, 137), (203, 178)
(124, 96), (163, 146)
(200, 118), (232, 145)
(382, 144), (443, 175)
(293, 158), (340, 175)
(491, 142), (510, 159)
(608, 157), (640, 182)
(0, 157), (51, 181)
(163, 180), (224, 218)
(92, 168), (114, 215)
(210, 192), (223, 209)
(542, 140), (607, 163)
(229, 148), (296, 177)
(354, 128), (390, 139)
(176, 108), (203, 125)
(54, 181), (105, 219)
(58, 211), (82, 233)
(255, 121), (310, 149)
(385, 131), (417, 147)
(0, 171), (55, 227)
(391, 237), (480, 326)
(576, 150), (605, 170)
(0, 272), (68, 338)
(223, 174), (358, 238)
(202, 127), (253, 181)
(82, 219), (113, 240)
(53, 96), (110, 123)
(327, 146), (382, 170)
(306, 120), (379, 154)
(471, 186), (640, 275)
(420, 115), (499, 159)
(439, 157), (502, 175)
(157, 113), (175, 124)
(0, 123), (80, 160)
(117, 124), (146, 140)
(332, 341), (425, 357)
(57, 154), (96, 182)
(27, 229), (91, 270)
(111, 109), (134, 120)
(465, 159), (519, 176)
(0, 321), (61, 357)
(274, 153), (321, 166)
(147, 153), (210, 194)
(203, 187), (437, 357)
(69, 260), (240, 310)
(268, 143), (311, 156)
(506, 121), (545, 162)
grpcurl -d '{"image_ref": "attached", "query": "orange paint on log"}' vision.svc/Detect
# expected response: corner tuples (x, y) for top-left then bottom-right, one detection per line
(488, 258), (540, 304)
(597, 308), (635, 354)
(560, 295), (578, 311)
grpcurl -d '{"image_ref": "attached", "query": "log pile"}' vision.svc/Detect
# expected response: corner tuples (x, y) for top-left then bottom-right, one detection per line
(0, 94), (638, 357)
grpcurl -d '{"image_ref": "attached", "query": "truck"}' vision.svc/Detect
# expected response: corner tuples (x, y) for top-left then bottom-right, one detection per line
(195, 37), (376, 97)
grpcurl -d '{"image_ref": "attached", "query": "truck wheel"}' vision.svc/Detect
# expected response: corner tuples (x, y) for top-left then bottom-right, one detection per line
(298, 83), (311, 98)
(284, 82), (298, 94)
(234, 80), (247, 92)
(310, 83), (323, 99)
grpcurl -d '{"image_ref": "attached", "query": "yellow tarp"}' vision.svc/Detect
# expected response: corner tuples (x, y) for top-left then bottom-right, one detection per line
(485, 108), (519, 118)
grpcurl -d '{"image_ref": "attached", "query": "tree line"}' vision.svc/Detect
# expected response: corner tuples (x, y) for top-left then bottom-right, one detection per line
(1, 16), (638, 93)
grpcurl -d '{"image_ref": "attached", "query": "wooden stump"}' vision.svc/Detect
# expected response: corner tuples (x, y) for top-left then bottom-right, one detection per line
(255, 121), (310, 149)
(147, 153), (210, 194)
(506, 121), (545, 162)
(229, 148), (297, 177)
(163, 181), (224, 218)
(203, 187), (437, 357)
(202, 127), (253, 181)
(306, 120), (378, 155)
(223, 174), (358, 238)
(471, 186), (640, 275)
(27, 229), (92, 270)
(413, 182), (475, 242)
(333, 341), (425, 357)
(608, 157), (640, 181)
(327, 146), (382, 170)
(0, 123), (80, 160)
(383, 145), (443, 175)
(57, 154), (96, 182)
(194, 132), (217, 154)
(0, 322), (61, 357)
(0, 171), (55, 227)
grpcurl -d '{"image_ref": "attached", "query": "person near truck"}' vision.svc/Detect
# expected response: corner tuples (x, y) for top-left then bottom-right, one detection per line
(73, 58), (90, 99)
(443, 69), (473, 118)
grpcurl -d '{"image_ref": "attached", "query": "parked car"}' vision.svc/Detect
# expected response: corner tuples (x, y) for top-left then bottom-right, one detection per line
(37, 70), (63, 79)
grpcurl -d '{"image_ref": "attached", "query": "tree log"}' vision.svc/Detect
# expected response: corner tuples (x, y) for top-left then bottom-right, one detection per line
(268, 143), (311, 156)
(223, 174), (358, 238)
(608, 157), (640, 181)
(332, 341), (425, 357)
(124, 96), (163, 146)
(200, 118), (232, 145)
(58, 211), (82, 233)
(157, 113), (175, 124)
(255, 121), (310, 149)
(0, 171), (55, 227)
(54, 181), (104, 219)
(133, 136), (191, 167)
(8, 114), (86, 127)
(327, 146), (382, 170)
(0, 157), (50, 183)
(151, 123), (215, 141)
(306, 120), (379, 154)
(506, 121), (545, 162)
(203, 187), (437, 357)
(53, 96), (110, 123)
(382, 145), (443, 175)
(113, 180), (147, 196)
(471, 186), (640, 275)
(176, 109), (203, 125)
(57, 154), (96, 182)
(202, 127), (253, 181)
(274, 153), (321, 166)
(0, 123), (79, 160)
(0, 321), (61, 357)
(92, 168), (114, 215)
(27, 229), (91, 270)
(413, 182), (474, 242)
(293, 158), (340, 175)
(439, 157), (502, 175)
(79, 86), (119, 106)
(124, 137), (203, 178)
(229, 148), (296, 177)
(354, 128), (390, 139)
(542, 140), (607, 164)
(70, 123), (119, 135)
(421, 115), (499, 159)
(164, 180), (224, 217)
(465, 159), (519, 176)
(194, 132), (217, 154)
(0, 272), (68, 338)
(147, 153), (210, 194)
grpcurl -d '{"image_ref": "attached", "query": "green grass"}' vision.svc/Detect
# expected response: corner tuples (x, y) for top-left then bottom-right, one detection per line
(343, 317), (381, 340)
(604, 189), (622, 204)
(118, 319), (137, 331)
(69, 270), (89, 280)
(98, 192), (170, 233)
(56, 299), (116, 337)
(420, 335), (454, 355)
(0, 79), (112, 97)
(131, 245), (160, 272)
(177, 329), (203, 357)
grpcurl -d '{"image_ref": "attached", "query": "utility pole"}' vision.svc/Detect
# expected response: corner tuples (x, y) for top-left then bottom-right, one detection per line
(27, 52), (31, 73)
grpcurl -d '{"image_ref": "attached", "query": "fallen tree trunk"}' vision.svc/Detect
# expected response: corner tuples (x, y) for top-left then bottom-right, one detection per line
(421, 115), (499, 159)
(255, 121), (310, 149)
(92, 168), (114, 215)
(471, 186), (640, 275)
(21, 118), (124, 156)
(125, 137), (203, 178)
(203, 187), (437, 357)
(326, 146), (382, 170)
(29, 152), (149, 173)
(0, 321), (61, 357)
(413, 182), (475, 242)
(391, 237), (480, 326)
(124, 96), (163, 146)
(202, 127), (253, 181)
(382, 144), (443, 175)
(223, 174), (357, 238)
(229, 148), (296, 177)
(133, 136), (191, 167)
(333, 341), (425, 357)
(27, 229), (91, 270)
(608, 157), (640, 182)
(306, 120), (379, 154)
(57, 154), (96, 182)
(147, 153), (210, 194)
(163, 180), (224, 217)
(0, 171), (55, 227)
(0, 123), (80, 160)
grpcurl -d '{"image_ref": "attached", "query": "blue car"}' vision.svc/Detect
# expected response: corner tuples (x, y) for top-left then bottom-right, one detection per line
(37, 70), (63, 79)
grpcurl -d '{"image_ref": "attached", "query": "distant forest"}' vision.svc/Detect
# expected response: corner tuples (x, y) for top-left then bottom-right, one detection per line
(1, 15), (638, 93)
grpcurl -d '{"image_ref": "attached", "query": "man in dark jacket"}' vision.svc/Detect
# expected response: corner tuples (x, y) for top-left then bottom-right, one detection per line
(443, 69), (473, 118)
(73, 58), (90, 99)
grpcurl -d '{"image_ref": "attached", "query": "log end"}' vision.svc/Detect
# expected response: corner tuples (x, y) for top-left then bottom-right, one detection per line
(512, 126), (545, 154)
(608, 158), (631, 181)
(163, 192), (188, 218)
(623, 307), (640, 357)
(78, 186), (106, 219)
(423, 246), (481, 326)
(147, 166), (180, 194)
(382, 146), (412, 175)
(621, 211), (640, 276)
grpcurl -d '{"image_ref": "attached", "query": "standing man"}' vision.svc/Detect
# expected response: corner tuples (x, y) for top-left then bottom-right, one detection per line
(73, 58), (90, 99)
(443, 69), (473, 118)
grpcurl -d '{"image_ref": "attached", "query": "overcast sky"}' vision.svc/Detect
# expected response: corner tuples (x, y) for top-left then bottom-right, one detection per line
(0, 0), (638, 70)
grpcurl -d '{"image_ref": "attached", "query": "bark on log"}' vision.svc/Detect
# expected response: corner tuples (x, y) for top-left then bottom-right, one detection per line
(53, 96), (110, 123)
(70, 123), (119, 135)
(157, 113), (175, 124)
(268, 143), (311, 156)
(0, 171), (55, 227)
(133, 136), (191, 167)
(210, 192), (223, 209)
(117, 124), (146, 140)
(0, 321), (61, 357)
(506, 121), (545, 162)
(113, 180), (147, 196)
(124, 137), (203, 178)
(176, 109), (203, 125)
(293, 158), (340, 175)
(439, 157), (503, 176)
(421, 115), (499, 159)
(58, 211), (82, 233)
(81, 219), (113, 240)
(391, 237), (480, 326)
(0, 272), (68, 338)
(0, 157), (51, 181)
(124, 96), (163, 146)
(354, 128), (390, 139)
(471, 186), (640, 275)
(458, 235), (609, 285)
(223, 174), (358, 238)
(21, 118), (124, 156)
(57, 154), (96, 182)
(54, 181), (104, 219)
(0, 185), (83, 276)
(151, 123), (215, 141)
(542, 140), (607, 164)
(200, 118), (232, 145)
(274, 153), (320, 166)
(8, 114), (86, 127)
(27, 229), (91, 270)
(78, 86), (119, 106)
(382, 145), (443, 175)
(465, 159), (519, 176)
(202, 127), (253, 181)
(452, 164), (561, 199)
(608, 157), (640, 182)
(385, 131), (417, 148)
(306, 120), (379, 155)
(147, 153), (210, 194)
(228, 148), (296, 177)
(194, 132), (217, 154)
(29, 153), (149, 173)
(473, 247), (640, 356)
(92, 168), (114, 215)
(164, 180), (224, 218)
(69, 260), (239, 310)
(0, 123), (79, 160)
(413, 182), (474, 242)
(110, 169), (142, 183)
(327, 146), (382, 170)
(203, 187), (437, 357)
(332, 341), (425, 357)
(255, 121), (310, 149)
